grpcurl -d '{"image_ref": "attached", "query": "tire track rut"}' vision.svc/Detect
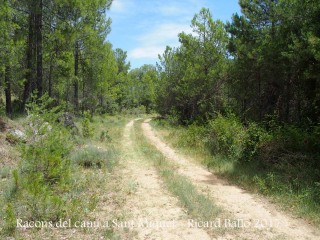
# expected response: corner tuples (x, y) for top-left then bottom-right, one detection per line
(120, 119), (211, 239)
(141, 118), (320, 240)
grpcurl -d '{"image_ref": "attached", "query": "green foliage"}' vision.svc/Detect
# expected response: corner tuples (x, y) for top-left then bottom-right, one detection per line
(241, 122), (271, 162)
(0, 166), (11, 179)
(162, 170), (221, 220)
(155, 117), (320, 225)
(3, 203), (16, 236)
(99, 130), (111, 142)
(3, 94), (75, 232)
(226, 0), (320, 124)
(176, 124), (208, 150)
(156, 8), (228, 123)
(5, 132), (21, 145)
(121, 105), (146, 115)
(22, 94), (71, 184)
(69, 145), (117, 170)
(0, 101), (5, 116)
(81, 111), (94, 138)
(208, 114), (245, 159)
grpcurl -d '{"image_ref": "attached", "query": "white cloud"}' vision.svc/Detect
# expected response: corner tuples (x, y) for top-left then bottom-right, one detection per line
(137, 23), (192, 45)
(128, 23), (192, 60)
(112, 0), (207, 65)
(158, 5), (190, 16)
(110, 0), (134, 13)
(129, 46), (165, 59)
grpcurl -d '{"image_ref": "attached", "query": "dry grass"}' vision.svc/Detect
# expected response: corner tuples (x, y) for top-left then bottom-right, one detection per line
(0, 116), (22, 168)
(1, 115), (129, 240)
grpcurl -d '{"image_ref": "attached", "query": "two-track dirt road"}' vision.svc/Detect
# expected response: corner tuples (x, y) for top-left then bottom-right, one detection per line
(118, 118), (319, 239)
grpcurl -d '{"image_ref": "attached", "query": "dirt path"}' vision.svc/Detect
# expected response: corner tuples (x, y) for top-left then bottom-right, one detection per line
(119, 119), (211, 239)
(141, 118), (320, 240)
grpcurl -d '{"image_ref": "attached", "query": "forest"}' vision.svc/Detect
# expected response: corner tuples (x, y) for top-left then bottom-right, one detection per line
(0, 0), (157, 116)
(0, 0), (320, 238)
(1, 0), (318, 123)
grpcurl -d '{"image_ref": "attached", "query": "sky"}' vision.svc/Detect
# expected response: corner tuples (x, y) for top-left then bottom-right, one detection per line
(107, 0), (241, 69)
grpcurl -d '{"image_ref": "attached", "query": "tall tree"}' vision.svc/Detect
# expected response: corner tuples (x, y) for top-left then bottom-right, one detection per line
(227, 0), (320, 124)
(114, 48), (131, 74)
(157, 8), (228, 123)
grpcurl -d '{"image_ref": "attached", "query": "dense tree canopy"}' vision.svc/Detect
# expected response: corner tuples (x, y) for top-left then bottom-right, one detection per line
(0, 0), (119, 115)
(157, 3), (320, 127)
(157, 8), (228, 124)
(0, 1), (319, 128)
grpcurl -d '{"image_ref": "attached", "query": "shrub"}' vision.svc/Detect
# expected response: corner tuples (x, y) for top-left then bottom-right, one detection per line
(177, 124), (208, 149)
(21, 94), (72, 185)
(3, 203), (16, 235)
(3, 94), (74, 233)
(81, 111), (94, 138)
(99, 130), (111, 142)
(241, 122), (271, 162)
(0, 166), (12, 179)
(208, 114), (245, 159)
(70, 145), (117, 170)
(121, 105), (146, 115)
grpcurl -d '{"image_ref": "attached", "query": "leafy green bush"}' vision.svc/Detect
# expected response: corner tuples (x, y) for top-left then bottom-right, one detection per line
(3, 203), (16, 235)
(22, 94), (72, 185)
(5, 132), (21, 144)
(176, 124), (208, 149)
(206, 114), (271, 162)
(99, 130), (111, 142)
(70, 145), (117, 170)
(3, 94), (75, 235)
(0, 100), (5, 117)
(241, 122), (271, 162)
(208, 114), (245, 159)
(81, 111), (94, 138)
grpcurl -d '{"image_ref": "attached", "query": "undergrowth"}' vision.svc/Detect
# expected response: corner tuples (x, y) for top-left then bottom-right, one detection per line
(70, 145), (117, 170)
(0, 96), (124, 239)
(151, 116), (320, 226)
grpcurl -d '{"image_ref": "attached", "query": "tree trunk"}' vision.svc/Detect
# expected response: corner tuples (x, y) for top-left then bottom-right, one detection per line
(35, 0), (43, 96)
(22, 7), (35, 110)
(74, 40), (79, 113)
(5, 65), (12, 117)
(48, 58), (53, 97)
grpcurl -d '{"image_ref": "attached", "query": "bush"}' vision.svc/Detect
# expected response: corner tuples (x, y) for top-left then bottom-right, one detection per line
(70, 145), (117, 170)
(206, 114), (272, 162)
(176, 124), (208, 149)
(81, 111), (94, 138)
(3, 94), (75, 234)
(99, 130), (111, 142)
(241, 122), (271, 162)
(0, 166), (12, 179)
(22, 94), (72, 185)
(208, 114), (245, 159)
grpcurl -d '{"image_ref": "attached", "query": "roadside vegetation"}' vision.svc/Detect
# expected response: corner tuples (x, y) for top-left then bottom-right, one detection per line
(151, 117), (320, 226)
(0, 95), (127, 239)
(152, 0), (320, 228)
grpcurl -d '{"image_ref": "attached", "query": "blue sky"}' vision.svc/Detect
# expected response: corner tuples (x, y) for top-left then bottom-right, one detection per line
(107, 0), (241, 69)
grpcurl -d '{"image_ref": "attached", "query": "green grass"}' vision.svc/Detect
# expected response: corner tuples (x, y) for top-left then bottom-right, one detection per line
(132, 119), (224, 236)
(150, 118), (320, 227)
(162, 171), (221, 221)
